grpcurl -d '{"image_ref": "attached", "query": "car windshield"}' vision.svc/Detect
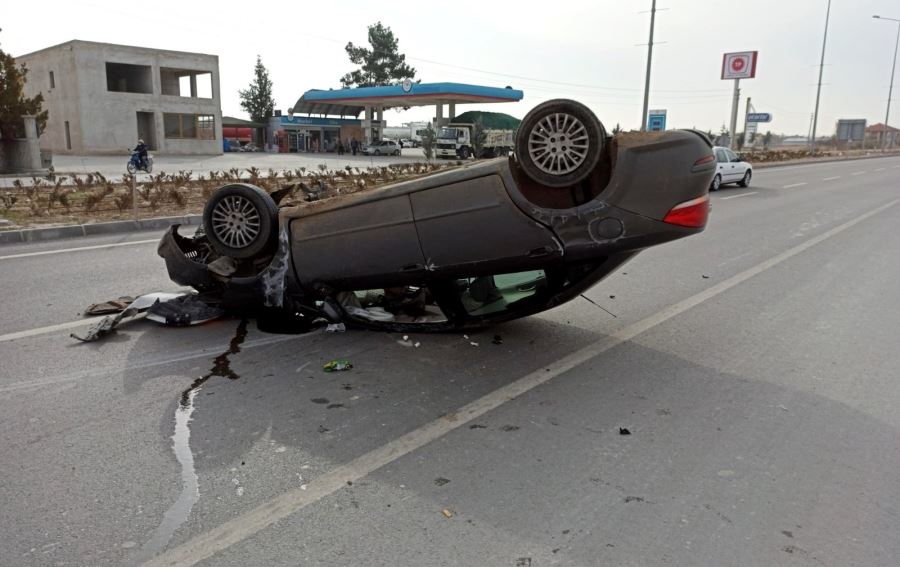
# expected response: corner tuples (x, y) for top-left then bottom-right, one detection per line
(437, 128), (458, 139)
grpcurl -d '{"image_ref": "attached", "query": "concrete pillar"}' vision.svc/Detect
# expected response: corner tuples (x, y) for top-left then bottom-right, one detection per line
(20, 115), (42, 171)
(363, 106), (373, 145)
(376, 106), (384, 141)
(190, 74), (198, 98)
(435, 103), (444, 129)
(449, 102), (456, 121)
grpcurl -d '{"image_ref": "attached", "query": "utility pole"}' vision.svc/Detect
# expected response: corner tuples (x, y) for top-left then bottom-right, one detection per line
(728, 79), (740, 149)
(873, 15), (900, 152)
(640, 0), (657, 131)
(742, 96), (752, 149)
(810, 0), (832, 153)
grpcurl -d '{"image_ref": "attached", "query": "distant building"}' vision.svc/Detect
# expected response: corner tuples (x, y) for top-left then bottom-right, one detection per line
(16, 40), (222, 155)
(865, 123), (899, 147)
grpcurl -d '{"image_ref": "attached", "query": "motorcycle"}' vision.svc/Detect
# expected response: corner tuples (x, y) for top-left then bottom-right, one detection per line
(126, 150), (153, 174)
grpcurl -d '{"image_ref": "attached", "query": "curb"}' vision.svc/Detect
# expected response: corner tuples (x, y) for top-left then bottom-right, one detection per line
(0, 214), (202, 245)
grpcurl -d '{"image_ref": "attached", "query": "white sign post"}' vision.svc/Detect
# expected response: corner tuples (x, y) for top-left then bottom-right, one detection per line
(722, 51), (758, 149)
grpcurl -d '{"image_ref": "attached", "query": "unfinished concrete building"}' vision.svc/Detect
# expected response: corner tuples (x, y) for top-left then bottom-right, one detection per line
(16, 40), (222, 155)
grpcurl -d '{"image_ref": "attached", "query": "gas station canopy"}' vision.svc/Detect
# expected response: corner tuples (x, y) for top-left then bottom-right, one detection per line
(291, 82), (524, 117)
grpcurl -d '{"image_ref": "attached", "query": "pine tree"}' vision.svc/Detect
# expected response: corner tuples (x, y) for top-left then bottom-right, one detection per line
(0, 30), (48, 142)
(238, 56), (274, 124)
(341, 22), (416, 88)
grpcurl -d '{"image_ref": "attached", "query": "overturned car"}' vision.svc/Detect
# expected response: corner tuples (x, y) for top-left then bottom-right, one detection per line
(159, 99), (715, 332)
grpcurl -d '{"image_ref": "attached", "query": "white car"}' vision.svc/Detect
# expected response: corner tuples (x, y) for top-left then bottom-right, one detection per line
(362, 140), (401, 156)
(711, 146), (752, 190)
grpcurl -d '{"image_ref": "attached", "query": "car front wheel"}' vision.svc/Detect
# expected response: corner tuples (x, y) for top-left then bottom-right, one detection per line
(738, 170), (752, 187)
(203, 183), (278, 259)
(515, 99), (606, 188)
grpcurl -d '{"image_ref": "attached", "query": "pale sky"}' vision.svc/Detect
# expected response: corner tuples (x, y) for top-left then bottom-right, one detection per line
(5, 0), (900, 135)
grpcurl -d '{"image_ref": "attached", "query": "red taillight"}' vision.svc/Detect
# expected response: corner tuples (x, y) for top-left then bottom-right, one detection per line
(693, 154), (715, 166)
(663, 195), (709, 228)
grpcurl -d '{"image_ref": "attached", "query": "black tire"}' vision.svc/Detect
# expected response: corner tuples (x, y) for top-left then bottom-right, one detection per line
(738, 170), (751, 187)
(394, 150), (401, 156)
(515, 99), (606, 188)
(459, 146), (470, 159)
(144, 158), (153, 173)
(710, 174), (722, 191)
(203, 184), (278, 259)
(126, 161), (136, 174)
(374, 149), (381, 156)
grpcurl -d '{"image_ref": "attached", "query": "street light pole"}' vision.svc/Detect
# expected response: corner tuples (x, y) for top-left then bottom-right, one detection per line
(640, 0), (657, 132)
(810, 0), (832, 154)
(873, 15), (900, 152)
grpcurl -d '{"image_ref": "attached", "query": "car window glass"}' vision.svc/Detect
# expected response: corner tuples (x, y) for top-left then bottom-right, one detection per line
(716, 149), (728, 162)
(726, 149), (738, 161)
(458, 270), (547, 316)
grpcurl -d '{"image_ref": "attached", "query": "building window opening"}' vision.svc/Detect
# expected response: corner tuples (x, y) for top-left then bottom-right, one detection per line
(64, 121), (72, 150)
(49, 71), (55, 89)
(160, 68), (213, 98)
(106, 62), (153, 94)
(164, 113), (215, 139)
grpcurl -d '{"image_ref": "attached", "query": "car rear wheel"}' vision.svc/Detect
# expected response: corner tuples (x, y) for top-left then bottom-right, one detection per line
(710, 174), (722, 191)
(515, 99), (606, 188)
(738, 170), (751, 187)
(203, 183), (278, 259)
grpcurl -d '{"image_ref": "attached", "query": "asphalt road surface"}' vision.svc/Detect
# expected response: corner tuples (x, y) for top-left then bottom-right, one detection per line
(2, 156), (899, 567)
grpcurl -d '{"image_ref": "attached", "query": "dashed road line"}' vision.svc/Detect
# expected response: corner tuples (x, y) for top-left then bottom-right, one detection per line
(851, 171), (867, 176)
(822, 176), (841, 181)
(720, 191), (758, 200)
(875, 167), (886, 171)
(782, 182), (807, 189)
(0, 239), (158, 260)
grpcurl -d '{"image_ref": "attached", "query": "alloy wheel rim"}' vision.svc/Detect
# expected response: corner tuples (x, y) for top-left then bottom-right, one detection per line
(211, 195), (261, 249)
(527, 112), (590, 176)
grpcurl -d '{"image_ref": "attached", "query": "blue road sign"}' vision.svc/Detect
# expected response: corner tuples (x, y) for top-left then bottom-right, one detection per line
(747, 112), (772, 123)
(647, 110), (667, 131)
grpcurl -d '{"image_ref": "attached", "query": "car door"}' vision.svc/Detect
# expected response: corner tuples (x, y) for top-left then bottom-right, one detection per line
(410, 174), (562, 276)
(288, 194), (428, 288)
(724, 149), (742, 181)
(715, 149), (730, 181)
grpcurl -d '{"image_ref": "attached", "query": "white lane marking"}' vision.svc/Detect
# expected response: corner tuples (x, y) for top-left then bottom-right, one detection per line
(782, 182), (807, 189)
(758, 156), (900, 174)
(0, 239), (158, 260)
(720, 191), (758, 200)
(140, 198), (900, 567)
(851, 171), (867, 176)
(0, 334), (299, 394)
(0, 318), (105, 343)
(875, 168), (886, 171)
(822, 176), (841, 181)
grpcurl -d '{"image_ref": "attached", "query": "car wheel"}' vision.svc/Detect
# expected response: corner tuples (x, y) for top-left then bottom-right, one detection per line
(203, 183), (278, 259)
(394, 150), (401, 156)
(374, 149), (381, 156)
(738, 170), (751, 187)
(126, 161), (136, 174)
(515, 98), (606, 188)
(710, 174), (722, 191)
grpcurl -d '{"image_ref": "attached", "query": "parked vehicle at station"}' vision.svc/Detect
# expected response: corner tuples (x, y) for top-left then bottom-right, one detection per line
(435, 124), (515, 159)
(362, 140), (402, 156)
(158, 99), (715, 332)
(710, 146), (752, 190)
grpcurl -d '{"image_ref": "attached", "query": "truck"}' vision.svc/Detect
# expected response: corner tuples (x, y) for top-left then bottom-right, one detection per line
(435, 123), (515, 159)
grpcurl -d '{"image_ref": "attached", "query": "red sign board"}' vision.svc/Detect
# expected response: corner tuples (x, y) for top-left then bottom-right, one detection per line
(721, 51), (758, 80)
